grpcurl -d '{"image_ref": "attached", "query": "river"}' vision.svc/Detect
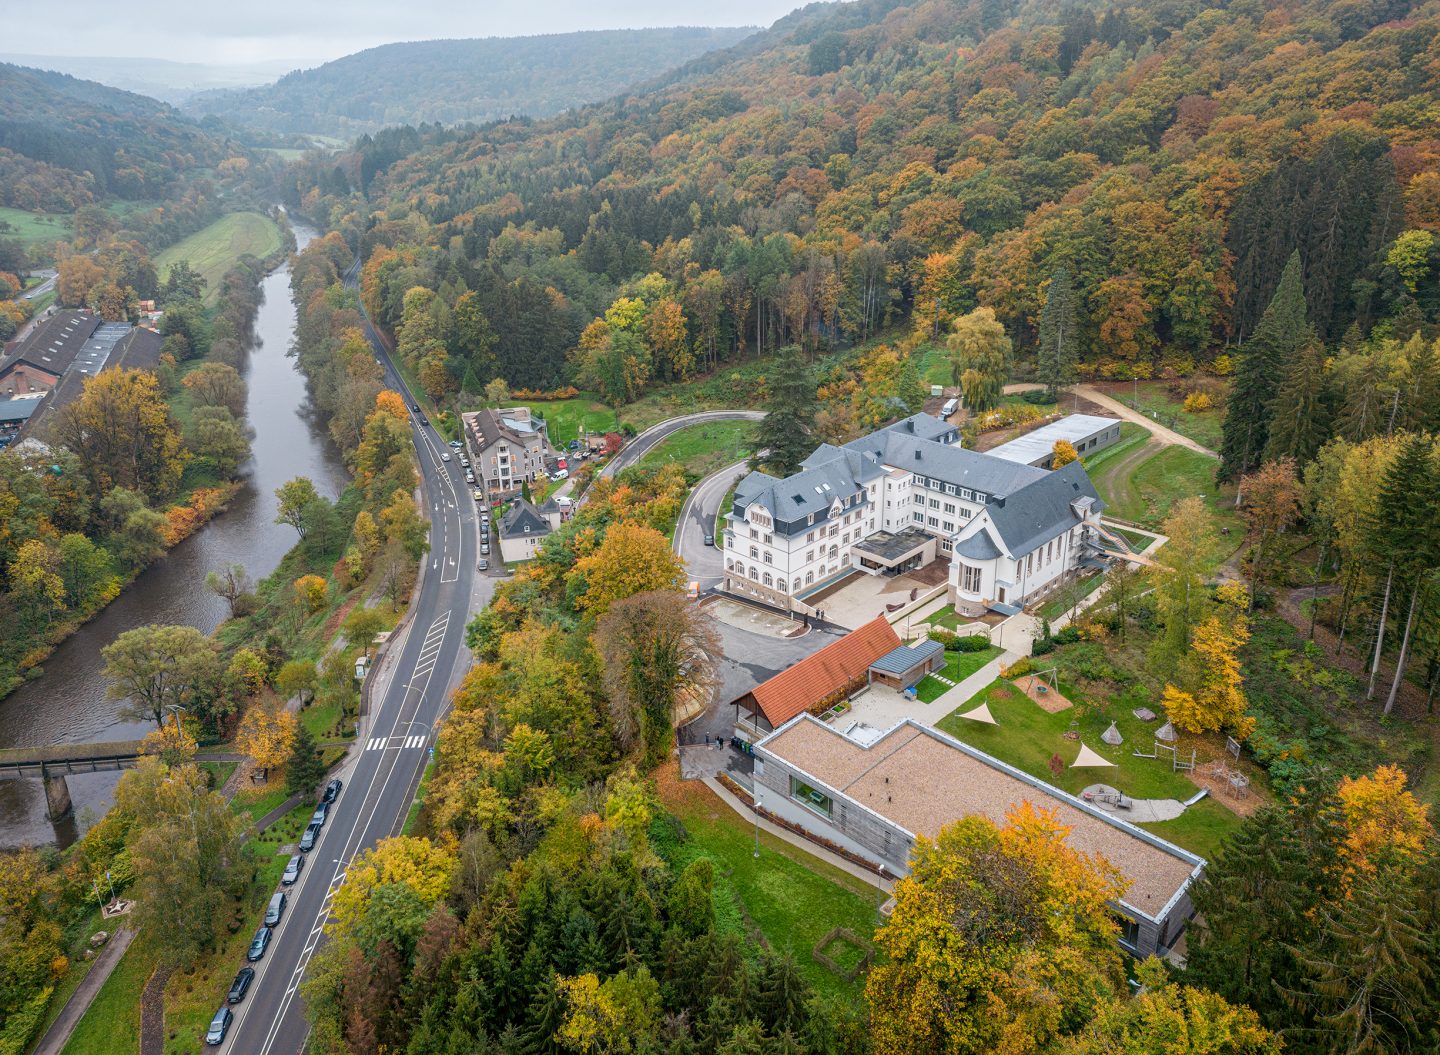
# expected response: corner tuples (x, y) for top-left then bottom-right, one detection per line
(0, 220), (350, 848)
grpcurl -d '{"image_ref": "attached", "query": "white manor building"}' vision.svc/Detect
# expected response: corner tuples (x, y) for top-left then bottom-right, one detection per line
(723, 413), (1109, 617)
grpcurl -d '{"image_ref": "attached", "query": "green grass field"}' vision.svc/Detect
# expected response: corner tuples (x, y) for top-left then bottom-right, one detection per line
(1116, 380), (1227, 451)
(916, 645), (1003, 702)
(504, 397), (617, 448)
(656, 770), (882, 1001)
(935, 679), (1241, 859)
(0, 206), (73, 253)
(59, 939), (156, 1055)
(155, 212), (283, 305)
(635, 419), (756, 478)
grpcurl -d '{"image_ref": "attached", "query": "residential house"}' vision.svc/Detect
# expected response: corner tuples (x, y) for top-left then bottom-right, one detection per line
(461, 407), (550, 495)
(497, 498), (552, 563)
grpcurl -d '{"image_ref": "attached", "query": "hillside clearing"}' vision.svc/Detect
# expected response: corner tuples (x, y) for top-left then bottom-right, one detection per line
(155, 212), (282, 304)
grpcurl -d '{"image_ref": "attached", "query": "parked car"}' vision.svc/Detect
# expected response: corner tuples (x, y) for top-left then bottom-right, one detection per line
(412, 404), (421, 413)
(281, 854), (304, 886)
(460, 456), (470, 467)
(264, 890), (287, 926)
(551, 469), (569, 481)
(473, 489), (484, 501)
(567, 439), (580, 451)
(448, 439), (462, 448)
(206, 1006), (233, 1045)
(323, 778), (343, 803)
(466, 472), (475, 484)
(299, 821), (321, 852)
(227, 967), (255, 1004)
(311, 801), (330, 828)
(478, 558), (489, 571)
(246, 926), (272, 962)
(703, 531), (715, 546)
(556, 458), (567, 470)
(480, 542), (490, 555)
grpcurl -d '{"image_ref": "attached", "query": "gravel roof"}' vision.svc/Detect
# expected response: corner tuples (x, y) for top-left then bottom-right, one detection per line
(759, 716), (1202, 918)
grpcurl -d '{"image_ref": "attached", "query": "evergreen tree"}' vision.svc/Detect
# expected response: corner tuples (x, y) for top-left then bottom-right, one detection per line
(1036, 267), (1078, 398)
(1220, 251), (1314, 480)
(1372, 433), (1439, 711)
(1263, 341), (1330, 465)
(752, 345), (817, 477)
(285, 721), (327, 796)
(1187, 784), (1344, 1033)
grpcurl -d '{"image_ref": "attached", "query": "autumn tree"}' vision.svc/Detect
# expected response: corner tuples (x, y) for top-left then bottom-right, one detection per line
(205, 562), (254, 617)
(1163, 607), (1252, 737)
(868, 804), (1125, 1055)
(1036, 268), (1078, 397)
(947, 306), (1010, 411)
(1334, 765), (1434, 881)
(275, 659), (318, 707)
(51, 368), (187, 502)
(102, 624), (221, 728)
(186, 406), (252, 477)
(294, 574), (328, 614)
(275, 477), (321, 539)
(1150, 496), (1215, 675)
(236, 699), (297, 779)
(569, 524), (684, 615)
(182, 361), (247, 418)
(1051, 439), (1079, 467)
(328, 836), (455, 943)
(380, 488), (430, 560)
(596, 590), (719, 765)
(1239, 457), (1301, 596)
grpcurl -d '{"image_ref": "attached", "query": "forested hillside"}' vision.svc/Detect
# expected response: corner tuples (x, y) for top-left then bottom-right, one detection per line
(186, 28), (758, 137)
(0, 62), (238, 209)
(284, 0), (1440, 400)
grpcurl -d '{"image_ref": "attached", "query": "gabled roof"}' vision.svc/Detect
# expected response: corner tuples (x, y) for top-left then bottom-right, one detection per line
(498, 498), (551, 539)
(868, 637), (945, 676)
(734, 452), (877, 522)
(468, 407), (545, 452)
(843, 430), (1047, 498)
(742, 616), (901, 727)
(986, 460), (1103, 556)
(0, 310), (101, 382)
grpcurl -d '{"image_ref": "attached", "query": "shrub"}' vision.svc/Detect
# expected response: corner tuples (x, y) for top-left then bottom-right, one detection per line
(1001, 657), (1032, 678)
(1023, 388), (1059, 405)
(1212, 353), (1236, 376)
(1183, 391), (1213, 413)
(927, 628), (959, 649)
(954, 634), (992, 652)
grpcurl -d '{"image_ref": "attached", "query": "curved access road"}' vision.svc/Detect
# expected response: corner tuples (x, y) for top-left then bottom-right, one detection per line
(597, 410), (764, 480)
(220, 261), (491, 1055)
(1002, 382), (1217, 458)
(674, 458), (751, 589)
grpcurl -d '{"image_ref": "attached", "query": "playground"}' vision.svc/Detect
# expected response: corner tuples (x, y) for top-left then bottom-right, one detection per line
(936, 675), (1257, 860)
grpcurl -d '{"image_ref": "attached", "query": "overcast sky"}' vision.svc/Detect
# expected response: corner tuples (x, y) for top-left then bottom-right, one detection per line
(5, 0), (804, 67)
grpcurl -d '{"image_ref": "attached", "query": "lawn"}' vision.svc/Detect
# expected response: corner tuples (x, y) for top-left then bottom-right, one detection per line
(915, 645), (1003, 702)
(502, 396), (617, 448)
(162, 802), (314, 1055)
(0, 206), (73, 253)
(1038, 570), (1107, 622)
(634, 419), (756, 479)
(1111, 380), (1227, 451)
(59, 939), (157, 1055)
(924, 608), (966, 630)
(155, 212), (283, 305)
(935, 678), (1243, 858)
(654, 766), (882, 1001)
(1081, 421), (1152, 476)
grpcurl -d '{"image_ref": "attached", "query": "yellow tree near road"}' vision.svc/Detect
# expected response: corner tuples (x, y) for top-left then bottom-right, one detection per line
(328, 836), (455, 942)
(235, 699), (296, 780)
(1335, 764), (1433, 882)
(293, 574), (328, 614)
(568, 523), (684, 615)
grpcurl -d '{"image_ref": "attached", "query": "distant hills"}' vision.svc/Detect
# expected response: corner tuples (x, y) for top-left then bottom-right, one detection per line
(0, 63), (235, 209)
(181, 27), (758, 137)
(0, 53), (291, 106)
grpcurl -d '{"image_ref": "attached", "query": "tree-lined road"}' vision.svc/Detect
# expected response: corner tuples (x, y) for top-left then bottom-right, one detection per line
(218, 266), (488, 1055)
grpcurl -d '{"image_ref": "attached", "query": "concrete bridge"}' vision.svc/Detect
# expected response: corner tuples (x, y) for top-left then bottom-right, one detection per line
(0, 742), (239, 820)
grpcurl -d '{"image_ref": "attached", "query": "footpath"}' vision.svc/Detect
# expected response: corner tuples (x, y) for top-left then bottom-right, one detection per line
(30, 926), (135, 1055)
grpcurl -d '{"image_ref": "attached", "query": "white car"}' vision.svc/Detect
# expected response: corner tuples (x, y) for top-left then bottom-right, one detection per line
(551, 468), (569, 481)
(442, 452), (451, 462)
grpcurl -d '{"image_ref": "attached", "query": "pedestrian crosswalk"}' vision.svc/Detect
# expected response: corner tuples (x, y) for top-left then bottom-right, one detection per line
(365, 734), (428, 751)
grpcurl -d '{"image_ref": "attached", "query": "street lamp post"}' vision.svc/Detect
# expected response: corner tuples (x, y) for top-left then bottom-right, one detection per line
(876, 864), (887, 918)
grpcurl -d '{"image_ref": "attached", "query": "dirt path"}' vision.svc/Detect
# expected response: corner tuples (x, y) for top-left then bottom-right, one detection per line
(1073, 385), (1218, 458)
(1089, 437), (1164, 524)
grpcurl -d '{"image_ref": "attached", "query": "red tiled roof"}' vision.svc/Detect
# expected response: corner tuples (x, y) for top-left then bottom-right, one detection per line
(746, 616), (901, 727)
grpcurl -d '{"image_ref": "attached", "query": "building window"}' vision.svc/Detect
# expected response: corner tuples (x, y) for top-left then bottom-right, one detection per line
(763, 573), (773, 587)
(941, 539), (953, 553)
(806, 570), (814, 584)
(944, 502), (955, 514)
(929, 497), (940, 508)
(807, 549), (815, 562)
(748, 567), (758, 580)
(963, 564), (982, 592)
(913, 512), (924, 523)
(944, 483), (956, 495)
(790, 776), (833, 818)
(943, 520), (954, 532)
(927, 515), (939, 527)
(763, 552), (772, 564)
(725, 559), (734, 571)
(807, 513), (815, 525)
(959, 488), (971, 500)
(1115, 913), (1141, 951)
(792, 577), (801, 591)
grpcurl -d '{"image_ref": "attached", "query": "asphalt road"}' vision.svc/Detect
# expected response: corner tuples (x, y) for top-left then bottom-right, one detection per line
(674, 458), (750, 591)
(218, 261), (490, 1055)
(597, 410), (763, 481)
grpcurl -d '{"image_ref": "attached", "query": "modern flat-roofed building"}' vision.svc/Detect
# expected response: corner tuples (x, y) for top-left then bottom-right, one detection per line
(753, 715), (1204, 957)
(723, 412), (1107, 617)
(986, 413), (1122, 468)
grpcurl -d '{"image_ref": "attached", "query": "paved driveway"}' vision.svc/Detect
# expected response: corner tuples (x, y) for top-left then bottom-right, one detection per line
(674, 458), (750, 590)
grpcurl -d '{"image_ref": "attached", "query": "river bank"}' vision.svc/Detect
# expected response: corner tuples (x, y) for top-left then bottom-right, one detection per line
(0, 219), (351, 848)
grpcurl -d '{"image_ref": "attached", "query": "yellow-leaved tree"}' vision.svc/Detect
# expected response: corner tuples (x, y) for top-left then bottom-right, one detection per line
(556, 967), (663, 1055)
(328, 836), (456, 942)
(1051, 439), (1079, 467)
(1335, 764), (1433, 881)
(1163, 606), (1253, 737)
(568, 523), (684, 614)
(867, 803), (1126, 1055)
(293, 574), (328, 614)
(235, 699), (296, 779)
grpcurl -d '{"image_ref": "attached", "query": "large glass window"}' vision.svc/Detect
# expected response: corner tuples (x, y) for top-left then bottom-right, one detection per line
(790, 776), (833, 818)
(962, 564), (982, 592)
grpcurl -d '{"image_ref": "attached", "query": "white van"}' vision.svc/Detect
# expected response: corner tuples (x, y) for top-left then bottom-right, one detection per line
(941, 397), (959, 417)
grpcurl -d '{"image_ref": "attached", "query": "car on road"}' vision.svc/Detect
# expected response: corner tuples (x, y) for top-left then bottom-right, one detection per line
(299, 821), (321, 852)
(473, 489), (484, 501)
(478, 558), (488, 571)
(206, 1006), (234, 1045)
(227, 967), (254, 1004)
(323, 778), (343, 803)
(480, 541), (490, 555)
(311, 801), (331, 828)
(704, 531), (715, 546)
(460, 456), (470, 467)
(420, 416), (429, 427)
(281, 854), (304, 885)
(412, 404), (421, 413)
(442, 452), (451, 462)
(466, 472), (475, 485)
(246, 926), (272, 962)
(264, 890), (287, 926)
(550, 469), (569, 481)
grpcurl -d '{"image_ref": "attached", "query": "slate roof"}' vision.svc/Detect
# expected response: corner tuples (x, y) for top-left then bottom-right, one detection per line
(739, 616), (901, 728)
(498, 498), (551, 539)
(0, 310), (101, 382)
(733, 451), (878, 526)
(468, 408), (545, 452)
(843, 429), (1047, 499)
(24, 324), (163, 439)
(953, 529), (1002, 560)
(983, 460), (1104, 557)
(869, 637), (945, 676)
